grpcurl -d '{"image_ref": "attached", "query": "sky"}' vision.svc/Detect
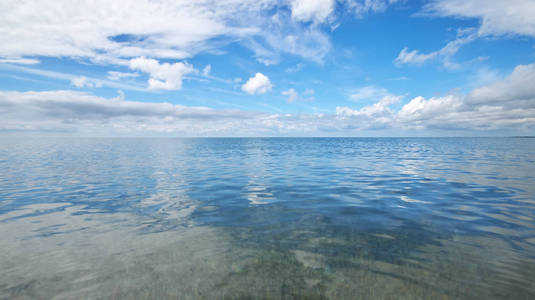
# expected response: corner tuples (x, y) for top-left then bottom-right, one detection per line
(1, 0), (535, 137)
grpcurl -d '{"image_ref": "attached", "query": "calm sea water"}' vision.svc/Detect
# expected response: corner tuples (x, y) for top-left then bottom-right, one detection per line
(1, 137), (535, 299)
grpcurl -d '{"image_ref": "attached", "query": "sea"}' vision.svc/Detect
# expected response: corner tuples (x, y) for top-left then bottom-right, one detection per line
(1, 137), (534, 299)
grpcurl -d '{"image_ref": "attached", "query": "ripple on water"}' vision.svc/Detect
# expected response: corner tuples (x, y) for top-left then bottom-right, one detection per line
(1, 137), (535, 299)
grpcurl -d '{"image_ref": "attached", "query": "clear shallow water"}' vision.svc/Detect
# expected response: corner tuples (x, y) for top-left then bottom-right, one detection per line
(1, 137), (535, 299)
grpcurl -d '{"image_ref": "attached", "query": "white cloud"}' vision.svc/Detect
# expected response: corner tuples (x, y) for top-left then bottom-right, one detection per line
(0, 0), (341, 66)
(290, 0), (335, 24)
(345, 0), (400, 18)
(286, 63), (305, 73)
(337, 87), (404, 130)
(71, 76), (103, 88)
(423, 0), (535, 37)
(282, 88), (315, 102)
(0, 0), (408, 67)
(394, 48), (437, 66)
(282, 88), (298, 102)
(405, 1), (535, 69)
(246, 19), (332, 65)
(107, 71), (139, 81)
(397, 64), (535, 129)
(129, 57), (195, 90)
(466, 64), (535, 108)
(71, 76), (89, 88)
(349, 85), (392, 101)
(0, 57), (39, 65)
(395, 28), (476, 69)
(387, 76), (409, 81)
(3, 64), (146, 91)
(0, 0), (256, 61)
(468, 67), (502, 88)
(202, 65), (211, 76)
(340, 63), (535, 131)
(397, 95), (461, 125)
(242, 73), (273, 95)
(396, 95), (507, 130)
(116, 90), (125, 100)
(0, 89), (399, 135)
(338, 95), (402, 118)
(0, 90), (261, 135)
(3, 64), (535, 136)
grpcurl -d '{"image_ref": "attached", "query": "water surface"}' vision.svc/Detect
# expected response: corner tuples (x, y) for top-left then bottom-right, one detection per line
(1, 138), (535, 299)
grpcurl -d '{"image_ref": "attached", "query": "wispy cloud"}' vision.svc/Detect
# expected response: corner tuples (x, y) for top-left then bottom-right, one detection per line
(422, 0), (535, 38)
(1, 64), (146, 91)
(395, 28), (477, 69)
(349, 85), (393, 102)
(282, 88), (298, 102)
(281, 88), (315, 103)
(107, 71), (139, 81)
(0, 0), (343, 66)
(387, 76), (409, 81)
(0, 57), (40, 65)
(286, 63), (305, 73)
(345, 0), (401, 18)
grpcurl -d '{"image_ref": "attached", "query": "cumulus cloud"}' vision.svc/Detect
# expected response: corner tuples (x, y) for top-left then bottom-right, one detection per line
(397, 95), (461, 125)
(466, 64), (535, 109)
(129, 57), (195, 90)
(340, 64), (535, 131)
(423, 0), (535, 37)
(242, 73), (273, 95)
(395, 28), (476, 69)
(337, 95), (403, 129)
(290, 0), (335, 24)
(396, 95), (531, 130)
(397, 64), (535, 129)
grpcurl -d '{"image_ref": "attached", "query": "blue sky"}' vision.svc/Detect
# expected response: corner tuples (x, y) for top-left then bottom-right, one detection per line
(1, 0), (534, 136)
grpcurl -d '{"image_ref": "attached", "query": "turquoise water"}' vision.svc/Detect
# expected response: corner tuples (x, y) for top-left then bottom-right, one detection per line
(1, 137), (535, 299)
